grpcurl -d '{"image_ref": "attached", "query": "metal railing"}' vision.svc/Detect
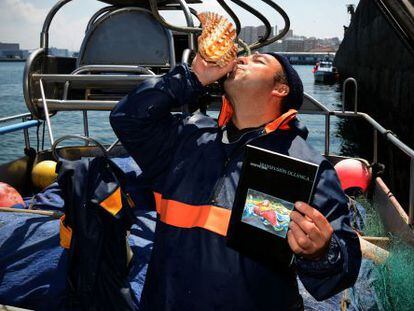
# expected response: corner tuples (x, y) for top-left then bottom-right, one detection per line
(64, 65), (156, 138)
(0, 113), (39, 150)
(331, 108), (414, 225)
(300, 78), (414, 225)
(0, 113), (32, 123)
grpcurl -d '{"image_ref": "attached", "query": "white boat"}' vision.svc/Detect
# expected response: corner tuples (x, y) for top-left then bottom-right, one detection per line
(313, 60), (339, 83)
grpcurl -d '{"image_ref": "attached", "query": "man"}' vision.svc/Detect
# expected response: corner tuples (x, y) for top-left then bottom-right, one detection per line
(110, 52), (361, 310)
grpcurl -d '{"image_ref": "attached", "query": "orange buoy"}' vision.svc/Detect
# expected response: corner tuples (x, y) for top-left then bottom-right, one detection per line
(31, 160), (58, 190)
(0, 182), (24, 207)
(334, 159), (372, 193)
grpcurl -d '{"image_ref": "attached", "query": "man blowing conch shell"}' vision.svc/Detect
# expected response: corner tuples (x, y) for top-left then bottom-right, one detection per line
(110, 12), (361, 311)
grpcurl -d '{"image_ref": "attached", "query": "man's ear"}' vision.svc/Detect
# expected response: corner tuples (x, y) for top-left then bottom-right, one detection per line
(272, 84), (289, 99)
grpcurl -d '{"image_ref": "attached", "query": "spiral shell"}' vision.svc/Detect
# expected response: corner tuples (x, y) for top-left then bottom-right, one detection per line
(197, 12), (237, 67)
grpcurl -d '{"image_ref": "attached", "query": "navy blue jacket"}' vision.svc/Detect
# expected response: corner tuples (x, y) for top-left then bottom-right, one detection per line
(110, 64), (361, 310)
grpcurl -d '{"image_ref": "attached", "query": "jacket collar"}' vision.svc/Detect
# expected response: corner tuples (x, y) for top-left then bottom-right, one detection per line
(218, 95), (298, 134)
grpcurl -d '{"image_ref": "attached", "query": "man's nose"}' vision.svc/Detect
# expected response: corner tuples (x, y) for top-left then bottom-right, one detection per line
(237, 56), (248, 65)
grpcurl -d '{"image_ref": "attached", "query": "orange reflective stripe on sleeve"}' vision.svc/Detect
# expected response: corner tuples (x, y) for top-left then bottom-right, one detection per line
(154, 192), (162, 214)
(100, 187), (122, 216)
(153, 192), (231, 236)
(60, 214), (72, 249)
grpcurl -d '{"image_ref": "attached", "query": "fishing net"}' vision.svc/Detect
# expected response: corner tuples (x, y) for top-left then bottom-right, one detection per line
(353, 196), (414, 311)
(357, 196), (385, 236)
(373, 240), (414, 311)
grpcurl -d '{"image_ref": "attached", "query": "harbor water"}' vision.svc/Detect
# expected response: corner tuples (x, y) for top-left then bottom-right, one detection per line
(0, 62), (344, 164)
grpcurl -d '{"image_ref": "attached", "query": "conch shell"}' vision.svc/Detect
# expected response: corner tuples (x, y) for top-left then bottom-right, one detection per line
(197, 12), (238, 67)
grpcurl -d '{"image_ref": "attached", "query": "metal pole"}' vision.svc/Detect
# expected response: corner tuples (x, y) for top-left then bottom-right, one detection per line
(148, 0), (201, 33)
(22, 116), (30, 149)
(181, 48), (192, 64)
(177, 0), (195, 50)
(63, 82), (70, 100)
(106, 139), (120, 152)
(40, 0), (72, 50)
(324, 113), (330, 156)
(244, 0), (290, 51)
(354, 80), (358, 113)
(373, 129), (378, 163)
(0, 113), (32, 123)
(39, 79), (54, 144)
(409, 158), (414, 225)
(216, 0), (241, 35)
(342, 81), (346, 113)
(86, 6), (114, 32)
(83, 111), (89, 138)
(342, 78), (358, 113)
(230, 0), (271, 49)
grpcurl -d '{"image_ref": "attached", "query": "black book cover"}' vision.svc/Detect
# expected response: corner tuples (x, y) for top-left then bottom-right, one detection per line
(227, 145), (320, 269)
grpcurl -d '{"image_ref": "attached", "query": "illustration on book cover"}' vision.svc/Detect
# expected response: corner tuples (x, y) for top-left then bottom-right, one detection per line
(241, 188), (294, 239)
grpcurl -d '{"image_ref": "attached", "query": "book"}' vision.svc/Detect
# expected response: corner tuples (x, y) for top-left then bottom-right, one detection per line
(226, 145), (320, 268)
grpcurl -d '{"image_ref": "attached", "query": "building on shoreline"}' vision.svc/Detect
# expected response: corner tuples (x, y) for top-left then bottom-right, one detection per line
(238, 26), (340, 53)
(0, 42), (29, 60)
(0, 43), (77, 61)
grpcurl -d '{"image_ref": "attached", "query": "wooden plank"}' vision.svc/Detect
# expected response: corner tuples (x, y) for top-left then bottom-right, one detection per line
(0, 207), (62, 219)
(0, 305), (33, 311)
(361, 236), (391, 250)
(373, 177), (414, 246)
(359, 236), (389, 264)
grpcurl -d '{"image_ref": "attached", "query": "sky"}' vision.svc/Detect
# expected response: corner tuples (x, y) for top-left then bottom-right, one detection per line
(0, 0), (360, 51)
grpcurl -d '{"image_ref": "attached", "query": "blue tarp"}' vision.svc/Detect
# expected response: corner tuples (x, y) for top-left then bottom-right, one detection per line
(0, 213), (67, 310)
(0, 209), (156, 310)
(0, 155), (156, 310)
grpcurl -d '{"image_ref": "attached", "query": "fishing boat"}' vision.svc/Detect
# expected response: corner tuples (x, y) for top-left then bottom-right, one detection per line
(0, 0), (413, 310)
(312, 60), (339, 83)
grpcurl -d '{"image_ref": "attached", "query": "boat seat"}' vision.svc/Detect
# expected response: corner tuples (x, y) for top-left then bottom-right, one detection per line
(33, 7), (177, 114)
(27, 5), (193, 147)
(77, 7), (173, 67)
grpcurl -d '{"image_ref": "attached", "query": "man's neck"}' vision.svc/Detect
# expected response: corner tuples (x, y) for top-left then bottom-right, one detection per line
(229, 95), (281, 130)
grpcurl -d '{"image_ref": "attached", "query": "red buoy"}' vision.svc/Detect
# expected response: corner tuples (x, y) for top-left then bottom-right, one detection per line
(0, 182), (24, 207)
(334, 159), (372, 193)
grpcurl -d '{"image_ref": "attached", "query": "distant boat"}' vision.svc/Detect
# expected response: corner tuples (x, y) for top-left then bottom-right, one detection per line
(312, 61), (339, 83)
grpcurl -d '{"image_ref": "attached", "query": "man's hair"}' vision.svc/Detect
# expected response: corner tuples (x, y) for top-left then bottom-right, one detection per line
(267, 52), (304, 110)
(274, 71), (288, 85)
(273, 70), (289, 112)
